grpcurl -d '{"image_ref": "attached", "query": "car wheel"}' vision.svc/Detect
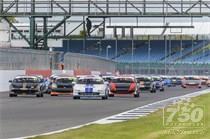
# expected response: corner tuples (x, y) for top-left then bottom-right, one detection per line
(47, 90), (51, 94)
(150, 90), (156, 93)
(134, 93), (139, 98)
(9, 93), (17, 97)
(102, 96), (108, 100)
(73, 96), (80, 99)
(108, 94), (114, 97)
(182, 85), (186, 88)
(160, 88), (164, 92)
(40, 93), (44, 97)
(36, 93), (43, 97)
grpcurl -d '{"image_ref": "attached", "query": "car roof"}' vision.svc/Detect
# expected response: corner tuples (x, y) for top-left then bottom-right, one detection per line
(56, 76), (75, 79)
(114, 76), (135, 79)
(135, 76), (151, 79)
(79, 75), (102, 80)
(15, 75), (38, 79)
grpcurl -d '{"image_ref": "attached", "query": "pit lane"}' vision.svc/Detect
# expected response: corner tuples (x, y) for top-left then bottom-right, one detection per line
(0, 86), (207, 139)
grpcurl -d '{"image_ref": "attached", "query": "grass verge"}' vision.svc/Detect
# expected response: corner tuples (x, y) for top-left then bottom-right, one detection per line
(30, 93), (210, 139)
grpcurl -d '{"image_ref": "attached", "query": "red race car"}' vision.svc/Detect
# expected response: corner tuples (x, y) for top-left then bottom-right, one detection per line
(109, 76), (139, 97)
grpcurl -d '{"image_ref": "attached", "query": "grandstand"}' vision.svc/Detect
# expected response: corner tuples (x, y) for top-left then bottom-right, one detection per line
(1, 0), (210, 75)
(55, 36), (210, 63)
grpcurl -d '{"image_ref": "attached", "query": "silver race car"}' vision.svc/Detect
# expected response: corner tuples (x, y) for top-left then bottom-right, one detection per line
(9, 75), (46, 97)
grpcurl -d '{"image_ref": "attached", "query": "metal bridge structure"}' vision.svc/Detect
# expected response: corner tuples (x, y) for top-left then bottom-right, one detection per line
(0, 0), (210, 48)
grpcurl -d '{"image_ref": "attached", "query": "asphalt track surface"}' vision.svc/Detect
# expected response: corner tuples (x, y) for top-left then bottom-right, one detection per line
(0, 86), (207, 139)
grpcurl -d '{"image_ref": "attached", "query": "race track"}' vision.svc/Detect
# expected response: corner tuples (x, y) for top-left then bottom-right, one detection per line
(0, 87), (206, 139)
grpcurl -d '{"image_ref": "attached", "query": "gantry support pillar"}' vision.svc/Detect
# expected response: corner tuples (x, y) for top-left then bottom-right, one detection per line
(30, 0), (36, 48)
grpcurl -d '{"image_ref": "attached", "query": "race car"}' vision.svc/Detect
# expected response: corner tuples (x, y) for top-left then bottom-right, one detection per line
(35, 75), (50, 93)
(109, 76), (139, 97)
(170, 77), (178, 87)
(47, 74), (59, 94)
(102, 75), (115, 83)
(50, 76), (76, 96)
(200, 76), (208, 85)
(73, 76), (108, 99)
(152, 76), (164, 91)
(206, 78), (210, 87)
(161, 76), (172, 87)
(175, 76), (183, 85)
(136, 76), (156, 93)
(181, 76), (202, 88)
(9, 75), (45, 97)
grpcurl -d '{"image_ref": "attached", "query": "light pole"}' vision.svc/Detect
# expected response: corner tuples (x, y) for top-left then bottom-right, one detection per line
(49, 47), (53, 70)
(106, 45), (111, 59)
(148, 40), (152, 75)
(148, 36), (151, 75)
(164, 35), (167, 75)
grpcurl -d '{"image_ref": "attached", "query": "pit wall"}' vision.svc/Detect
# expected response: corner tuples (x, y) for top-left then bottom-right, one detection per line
(0, 70), (25, 92)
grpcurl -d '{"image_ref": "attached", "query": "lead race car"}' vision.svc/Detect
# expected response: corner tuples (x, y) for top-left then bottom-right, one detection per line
(73, 75), (108, 100)
(9, 75), (46, 97)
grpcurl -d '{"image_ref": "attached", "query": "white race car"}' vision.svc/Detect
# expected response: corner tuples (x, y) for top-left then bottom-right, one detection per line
(73, 76), (108, 100)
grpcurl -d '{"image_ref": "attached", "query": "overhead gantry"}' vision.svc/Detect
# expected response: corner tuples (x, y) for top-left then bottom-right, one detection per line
(0, 0), (210, 48)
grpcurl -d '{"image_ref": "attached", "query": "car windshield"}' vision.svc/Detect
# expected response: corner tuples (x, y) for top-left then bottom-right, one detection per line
(77, 78), (104, 84)
(56, 78), (74, 83)
(13, 77), (38, 83)
(136, 78), (150, 82)
(177, 78), (181, 81)
(112, 78), (134, 83)
(185, 77), (199, 80)
(153, 78), (160, 81)
(103, 77), (113, 82)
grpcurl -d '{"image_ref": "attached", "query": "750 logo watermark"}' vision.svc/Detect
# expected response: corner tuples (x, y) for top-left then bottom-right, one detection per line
(163, 98), (206, 134)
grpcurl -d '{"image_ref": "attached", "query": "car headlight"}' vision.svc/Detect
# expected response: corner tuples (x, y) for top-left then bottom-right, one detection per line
(52, 83), (57, 89)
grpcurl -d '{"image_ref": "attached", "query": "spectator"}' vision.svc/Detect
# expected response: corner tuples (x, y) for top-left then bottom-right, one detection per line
(86, 18), (92, 37)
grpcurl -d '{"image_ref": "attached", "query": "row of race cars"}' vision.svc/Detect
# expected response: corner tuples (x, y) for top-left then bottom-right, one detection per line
(8, 74), (210, 99)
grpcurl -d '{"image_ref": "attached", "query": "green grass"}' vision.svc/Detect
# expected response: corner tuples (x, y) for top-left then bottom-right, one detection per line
(30, 93), (210, 139)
